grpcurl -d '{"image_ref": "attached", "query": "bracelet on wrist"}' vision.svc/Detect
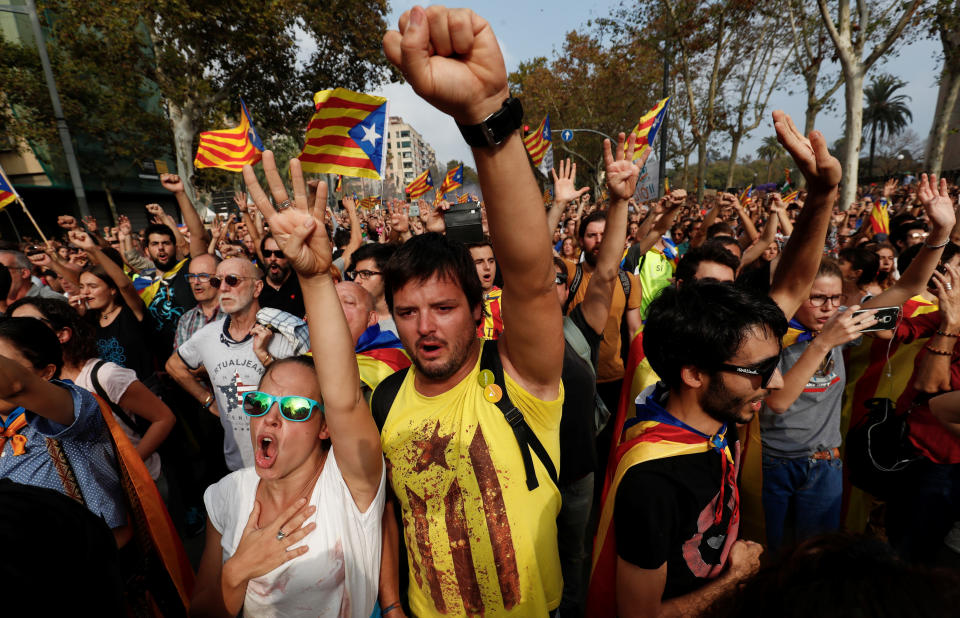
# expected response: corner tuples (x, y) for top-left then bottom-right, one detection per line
(381, 602), (402, 615)
(202, 394), (214, 408)
(926, 345), (954, 356)
(936, 330), (960, 338)
(924, 237), (950, 250)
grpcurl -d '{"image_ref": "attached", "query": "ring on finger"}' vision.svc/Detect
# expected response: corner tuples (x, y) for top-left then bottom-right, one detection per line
(277, 199), (293, 211)
(276, 530), (286, 541)
(947, 283), (954, 291)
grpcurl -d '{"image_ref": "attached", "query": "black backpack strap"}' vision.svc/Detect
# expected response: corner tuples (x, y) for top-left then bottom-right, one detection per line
(371, 367), (410, 432)
(562, 263), (583, 314)
(618, 269), (631, 299)
(92, 360), (147, 438)
(479, 341), (559, 491)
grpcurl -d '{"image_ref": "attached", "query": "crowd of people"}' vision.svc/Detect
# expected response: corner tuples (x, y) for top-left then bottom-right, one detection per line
(3, 6), (960, 617)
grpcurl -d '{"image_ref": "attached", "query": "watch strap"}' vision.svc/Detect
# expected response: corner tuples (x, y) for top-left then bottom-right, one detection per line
(457, 97), (524, 148)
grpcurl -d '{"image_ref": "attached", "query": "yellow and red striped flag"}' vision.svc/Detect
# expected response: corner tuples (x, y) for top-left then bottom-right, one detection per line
(194, 99), (264, 172)
(870, 202), (890, 235)
(458, 193), (470, 203)
(405, 169), (433, 200)
(438, 164), (463, 196)
(299, 88), (388, 180)
(739, 184), (754, 206)
(782, 189), (799, 203)
(359, 195), (381, 210)
(0, 163), (19, 211)
(334, 175), (343, 193)
(630, 98), (669, 162)
(523, 115), (553, 174)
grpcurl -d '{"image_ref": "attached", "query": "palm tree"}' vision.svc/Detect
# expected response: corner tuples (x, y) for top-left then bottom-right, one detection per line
(863, 74), (912, 179)
(756, 136), (785, 183)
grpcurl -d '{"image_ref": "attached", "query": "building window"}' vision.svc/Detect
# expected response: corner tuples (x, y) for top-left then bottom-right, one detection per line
(403, 161), (413, 168)
(402, 140), (411, 148)
(400, 131), (410, 137)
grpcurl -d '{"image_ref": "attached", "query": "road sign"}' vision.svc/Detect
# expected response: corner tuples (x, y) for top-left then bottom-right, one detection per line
(561, 129), (573, 142)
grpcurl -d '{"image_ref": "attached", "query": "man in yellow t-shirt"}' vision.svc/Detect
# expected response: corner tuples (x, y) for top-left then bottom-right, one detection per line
(377, 9), (565, 616)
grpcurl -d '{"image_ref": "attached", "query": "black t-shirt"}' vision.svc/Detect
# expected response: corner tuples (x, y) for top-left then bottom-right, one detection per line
(258, 274), (305, 318)
(614, 425), (740, 600)
(559, 305), (602, 484)
(96, 305), (156, 382)
(147, 260), (197, 353)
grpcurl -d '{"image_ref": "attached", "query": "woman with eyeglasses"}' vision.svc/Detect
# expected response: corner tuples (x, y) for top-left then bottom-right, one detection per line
(67, 230), (156, 384)
(192, 157), (385, 617)
(758, 173), (955, 553)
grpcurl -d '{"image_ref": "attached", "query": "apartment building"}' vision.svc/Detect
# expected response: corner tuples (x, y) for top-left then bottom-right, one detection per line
(384, 116), (437, 194)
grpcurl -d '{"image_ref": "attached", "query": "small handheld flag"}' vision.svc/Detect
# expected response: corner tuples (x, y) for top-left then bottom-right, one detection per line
(870, 202), (890, 235)
(334, 175), (343, 193)
(523, 115), (554, 175)
(194, 99), (264, 172)
(439, 164), (463, 196)
(405, 169), (433, 200)
(631, 98), (669, 162)
(0, 166), (18, 211)
(299, 88), (388, 180)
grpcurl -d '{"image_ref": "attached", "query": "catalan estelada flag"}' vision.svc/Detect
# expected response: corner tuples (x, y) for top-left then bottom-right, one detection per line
(739, 184), (754, 206)
(299, 88), (388, 180)
(458, 193), (470, 204)
(438, 164), (463, 196)
(869, 201), (890, 235)
(194, 99), (264, 172)
(523, 114), (553, 175)
(334, 175), (343, 193)
(359, 195), (381, 210)
(0, 164), (19, 211)
(355, 323), (411, 393)
(588, 384), (739, 617)
(782, 189), (800, 203)
(630, 97), (669, 162)
(405, 169), (433, 199)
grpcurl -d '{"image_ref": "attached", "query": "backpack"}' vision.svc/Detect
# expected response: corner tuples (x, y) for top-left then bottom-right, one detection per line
(562, 263), (631, 315)
(371, 339), (558, 491)
(562, 316), (611, 436)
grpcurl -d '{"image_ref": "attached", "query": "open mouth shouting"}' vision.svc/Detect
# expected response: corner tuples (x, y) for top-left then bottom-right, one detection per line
(255, 431), (279, 468)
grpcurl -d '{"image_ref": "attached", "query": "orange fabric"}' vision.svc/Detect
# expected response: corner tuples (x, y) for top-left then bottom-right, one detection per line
(92, 394), (195, 612)
(0, 414), (28, 456)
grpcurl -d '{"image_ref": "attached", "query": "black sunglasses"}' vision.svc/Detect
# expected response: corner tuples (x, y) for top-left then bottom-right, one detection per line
(209, 274), (255, 289)
(715, 353), (781, 387)
(261, 249), (285, 259)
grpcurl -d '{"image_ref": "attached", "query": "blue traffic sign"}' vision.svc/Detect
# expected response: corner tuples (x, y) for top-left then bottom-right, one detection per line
(561, 129), (573, 142)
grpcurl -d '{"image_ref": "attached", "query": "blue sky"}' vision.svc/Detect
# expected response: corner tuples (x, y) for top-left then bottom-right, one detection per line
(371, 1), (942, 174)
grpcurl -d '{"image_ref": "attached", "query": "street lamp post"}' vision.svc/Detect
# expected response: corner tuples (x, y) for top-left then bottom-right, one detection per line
(0, 1), (91, 218)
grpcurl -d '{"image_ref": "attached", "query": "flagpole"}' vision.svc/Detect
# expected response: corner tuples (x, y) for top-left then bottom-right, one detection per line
(17, 197), (49, 244)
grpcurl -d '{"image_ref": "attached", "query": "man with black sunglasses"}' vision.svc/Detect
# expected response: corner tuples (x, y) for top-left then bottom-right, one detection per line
(166, 256), (300, 471)
(258, 235), (305, 317)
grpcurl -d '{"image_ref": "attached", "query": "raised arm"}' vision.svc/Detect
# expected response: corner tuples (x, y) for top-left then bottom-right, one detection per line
(160, 173), (209, 258)
(69, 230), (146, 321)
(340, 196), (364, 269)
(913, 265), (960, 393)
(383, 5), (563, 396)
(864, 174), (956, 309)
(243, 152), (382, 509)
(579, 134), (642, 334)
(547, 159), (590, 237)
(768, 110), (841, 321)
(740, 201), (782, 269)
(690, 200), (719, 249)
(730, 194), (759, 242)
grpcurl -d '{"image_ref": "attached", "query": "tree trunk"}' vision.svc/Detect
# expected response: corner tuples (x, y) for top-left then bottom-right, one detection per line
(682, 152), (690, 189)
(765, 159), (773, 183)
(167, 100), (202, 213)
(838, 70), (864, 211)
(695, 139), (707, 201)
(868, 123), (877, 181)
(926, 64), (960, 176)
(725, 134), (741, 189)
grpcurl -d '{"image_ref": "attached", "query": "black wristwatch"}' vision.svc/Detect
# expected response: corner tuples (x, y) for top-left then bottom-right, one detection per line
(457, 97), (524, 148)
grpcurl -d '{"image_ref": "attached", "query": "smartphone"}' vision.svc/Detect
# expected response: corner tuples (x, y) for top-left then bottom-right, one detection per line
(851, 306), (900, 332)
(928, 263), (948, 292)
(444, 201), (484, 244)
(409, 204), (420, 217)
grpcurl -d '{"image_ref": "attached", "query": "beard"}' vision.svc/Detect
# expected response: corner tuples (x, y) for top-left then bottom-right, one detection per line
(700, 374), (766, 425)
(267, 263), (290, 285)
(410, 332), (476, 381)
(153, 253), (177, 272)
(584, 246), (600, 267)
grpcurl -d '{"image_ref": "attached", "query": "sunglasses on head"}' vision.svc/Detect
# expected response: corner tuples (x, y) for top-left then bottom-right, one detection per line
(242, 391), (323, 422)
(715, 352), (781, 387)
(209, 274), (254, 288)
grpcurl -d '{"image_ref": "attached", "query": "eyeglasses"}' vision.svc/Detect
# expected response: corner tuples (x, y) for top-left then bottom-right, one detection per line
(908, 232), (929, 240)
(808, 294), (843, 307)
(209, 274), (255, 289)
(185, 273), (214, 283)
(715, 353), (781, 387)
(555, 272), (568, 285)
(242, 391), (323, 422)
(355, 269), (381, 280)
(261, 249), (285, 259)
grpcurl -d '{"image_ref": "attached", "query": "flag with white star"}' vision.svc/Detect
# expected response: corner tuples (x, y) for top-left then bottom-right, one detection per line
(299, 88), (388, 180)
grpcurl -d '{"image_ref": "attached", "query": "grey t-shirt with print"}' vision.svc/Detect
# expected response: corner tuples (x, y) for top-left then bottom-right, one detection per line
(759, 340), (846, 458)
(178, 315), (298, 470)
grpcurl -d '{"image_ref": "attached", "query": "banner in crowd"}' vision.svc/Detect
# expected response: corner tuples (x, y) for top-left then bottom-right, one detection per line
(635, 152), (660, 202)
(439, 164), (463, 195)
(523, 114), (553, 176)
(0, 163), (19, 211)
(300, 88), (388, 180)
(631, 97), (669, 162)
(405, 169), (433, 199)
(870, 201), (890, 235)
(194, 99), (264, 172)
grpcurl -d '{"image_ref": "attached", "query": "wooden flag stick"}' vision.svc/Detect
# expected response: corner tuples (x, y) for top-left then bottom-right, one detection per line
(17, 196), (48, 245)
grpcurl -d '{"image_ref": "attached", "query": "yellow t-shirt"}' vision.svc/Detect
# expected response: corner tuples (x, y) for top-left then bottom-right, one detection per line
(380, 343), (564, 617)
